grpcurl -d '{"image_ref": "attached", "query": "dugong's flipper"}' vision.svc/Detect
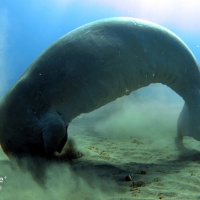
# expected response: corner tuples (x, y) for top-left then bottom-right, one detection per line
(56, 126), (68, 153)
(40, 112), (67, 156)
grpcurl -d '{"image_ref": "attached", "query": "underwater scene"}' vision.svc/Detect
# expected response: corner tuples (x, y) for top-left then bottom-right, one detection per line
(0, 0), (200, 199)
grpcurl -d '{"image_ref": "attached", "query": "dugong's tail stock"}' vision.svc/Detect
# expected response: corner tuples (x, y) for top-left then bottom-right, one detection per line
(0, 17), (200, 161)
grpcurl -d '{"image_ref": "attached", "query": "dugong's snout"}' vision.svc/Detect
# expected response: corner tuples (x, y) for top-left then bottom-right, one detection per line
(0, 128), (45, 158)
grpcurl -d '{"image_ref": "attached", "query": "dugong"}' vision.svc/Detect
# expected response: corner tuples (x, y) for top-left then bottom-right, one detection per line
(0, 17), (199, 159)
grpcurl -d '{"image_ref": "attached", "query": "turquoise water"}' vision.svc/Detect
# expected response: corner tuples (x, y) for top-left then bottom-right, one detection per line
(0, 1), (200, 199)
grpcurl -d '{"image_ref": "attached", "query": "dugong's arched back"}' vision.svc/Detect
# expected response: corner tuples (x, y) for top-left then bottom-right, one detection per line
(0, 17), (200, 159)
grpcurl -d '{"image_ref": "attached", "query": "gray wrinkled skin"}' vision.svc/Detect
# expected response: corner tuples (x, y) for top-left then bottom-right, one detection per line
(0, 17), (200, 159)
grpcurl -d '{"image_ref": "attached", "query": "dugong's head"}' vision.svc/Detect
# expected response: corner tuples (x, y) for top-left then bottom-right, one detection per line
(0, 81), (67, 159)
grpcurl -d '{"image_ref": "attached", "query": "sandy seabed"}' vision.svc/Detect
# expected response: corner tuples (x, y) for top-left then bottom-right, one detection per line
(1, 96), (200, 200)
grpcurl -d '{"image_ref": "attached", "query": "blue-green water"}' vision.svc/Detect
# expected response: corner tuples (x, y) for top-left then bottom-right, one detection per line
(0, 1), (200, 199)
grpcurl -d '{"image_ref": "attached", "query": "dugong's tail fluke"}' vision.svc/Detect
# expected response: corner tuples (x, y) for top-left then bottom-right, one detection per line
(177, 89), (200, 142)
